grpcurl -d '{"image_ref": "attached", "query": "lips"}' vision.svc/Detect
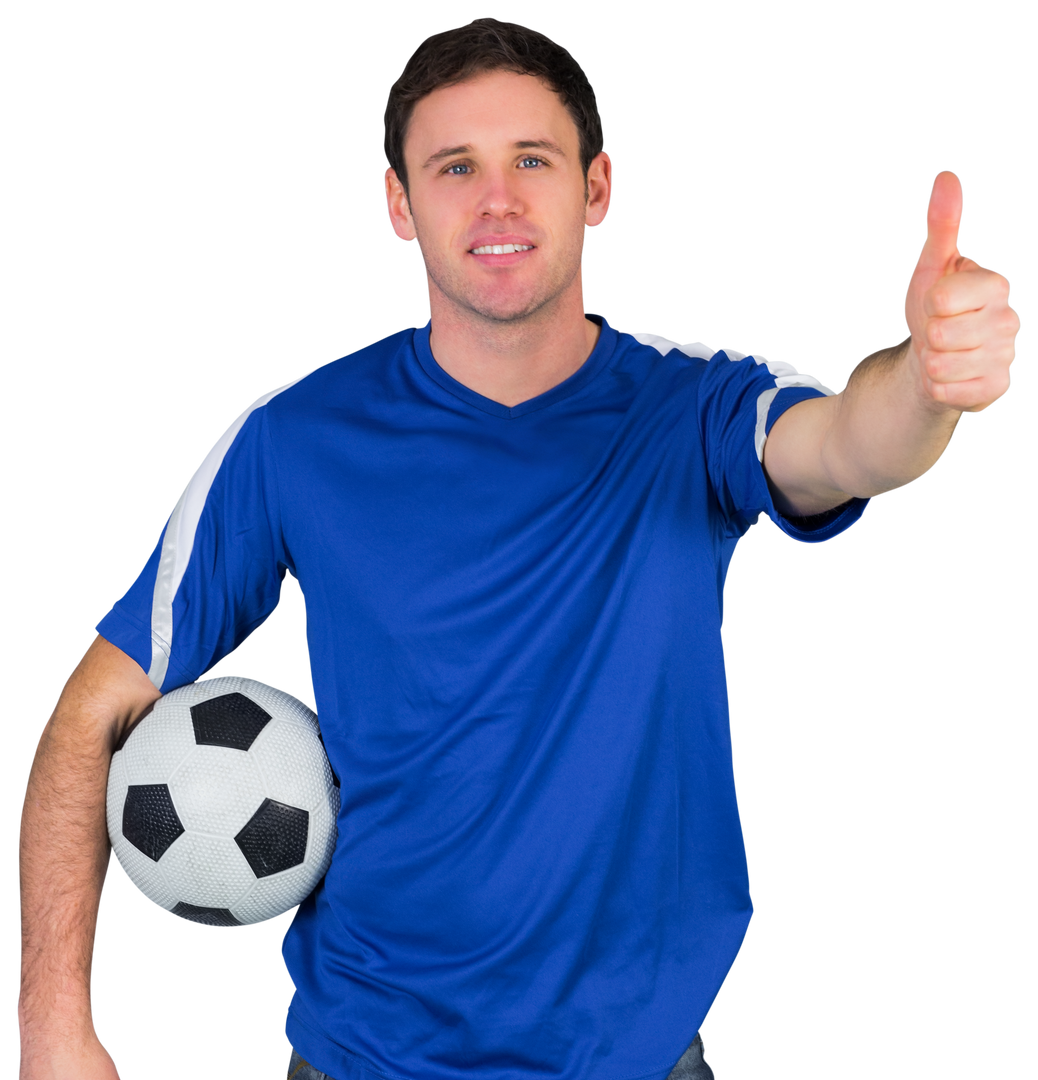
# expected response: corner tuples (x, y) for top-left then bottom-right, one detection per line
(466, 245), (535, 265)
(470, 247), (535, 267)
(470, 243), (533, 255)
(466, 235), (536, 256)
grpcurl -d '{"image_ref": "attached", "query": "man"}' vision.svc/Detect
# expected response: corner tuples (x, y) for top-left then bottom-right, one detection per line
(19, 17), (1017, 1080)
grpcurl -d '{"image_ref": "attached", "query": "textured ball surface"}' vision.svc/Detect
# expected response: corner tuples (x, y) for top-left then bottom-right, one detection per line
(107, 677), (339, 926)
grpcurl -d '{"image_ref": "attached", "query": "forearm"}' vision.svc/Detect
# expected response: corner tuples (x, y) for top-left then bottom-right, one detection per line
(19, 704), (114, 1051)
(821, 339), (960, 498)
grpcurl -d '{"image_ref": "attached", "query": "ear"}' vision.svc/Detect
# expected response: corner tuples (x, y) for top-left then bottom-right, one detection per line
(585, 152), (611, 227)
(386, 168), (416, 241)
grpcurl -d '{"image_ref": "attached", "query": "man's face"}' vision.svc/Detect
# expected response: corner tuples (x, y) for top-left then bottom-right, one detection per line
(386, 69), (609, 325)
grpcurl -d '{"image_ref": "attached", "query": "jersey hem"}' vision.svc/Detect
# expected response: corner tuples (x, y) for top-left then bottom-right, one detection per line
(282, 1010), (699, 1080)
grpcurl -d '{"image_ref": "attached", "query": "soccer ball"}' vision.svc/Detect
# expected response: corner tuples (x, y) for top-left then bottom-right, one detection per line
(106, 677), (339, 926)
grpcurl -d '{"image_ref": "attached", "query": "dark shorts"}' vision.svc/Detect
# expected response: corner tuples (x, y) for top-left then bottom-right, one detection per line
(288, 1034), (715, 1080)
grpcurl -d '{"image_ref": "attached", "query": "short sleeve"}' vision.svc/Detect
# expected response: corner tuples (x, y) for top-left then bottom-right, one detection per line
(97, 393), (290, 692)
(695, 350), (868, 541)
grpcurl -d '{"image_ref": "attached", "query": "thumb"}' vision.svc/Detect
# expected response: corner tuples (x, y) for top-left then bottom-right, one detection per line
(902, 165), (967, 328)
(916, 170), (962, 278)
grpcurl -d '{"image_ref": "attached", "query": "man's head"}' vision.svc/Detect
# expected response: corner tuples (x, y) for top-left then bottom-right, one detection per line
(383, 19), (610, 329)
(385, 18), (603, 197)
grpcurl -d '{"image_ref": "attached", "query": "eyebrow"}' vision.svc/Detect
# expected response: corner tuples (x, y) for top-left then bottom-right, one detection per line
(422, 139), (568, 169)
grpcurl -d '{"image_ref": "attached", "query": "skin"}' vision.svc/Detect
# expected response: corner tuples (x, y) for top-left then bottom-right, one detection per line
(764, 170), (1019, 515)
(387, 71), (1017, 511)
(385, 70), (610, 407)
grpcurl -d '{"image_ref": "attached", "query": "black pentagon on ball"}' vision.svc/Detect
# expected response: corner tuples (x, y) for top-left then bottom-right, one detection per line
(123, 784), (185, 861)
(190, 691), (271, 751)
(234, 798), (309, 877)
(171, 901), (241, 927)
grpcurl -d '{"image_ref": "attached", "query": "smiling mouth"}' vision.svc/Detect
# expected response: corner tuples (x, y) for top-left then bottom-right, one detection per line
(469, 244), (534, 255)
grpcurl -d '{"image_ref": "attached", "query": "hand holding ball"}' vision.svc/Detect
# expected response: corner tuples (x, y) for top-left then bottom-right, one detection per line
(106, 678), (339, 926)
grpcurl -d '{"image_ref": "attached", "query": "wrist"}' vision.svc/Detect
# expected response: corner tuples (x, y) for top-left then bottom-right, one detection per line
(19, 989), (96, 1048)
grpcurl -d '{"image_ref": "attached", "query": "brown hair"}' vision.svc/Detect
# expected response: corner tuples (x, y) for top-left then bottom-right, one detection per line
(385, 18), (603, 194)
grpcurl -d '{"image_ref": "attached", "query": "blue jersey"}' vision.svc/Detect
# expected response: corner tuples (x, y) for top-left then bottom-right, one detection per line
(99, 318), (865, 1080)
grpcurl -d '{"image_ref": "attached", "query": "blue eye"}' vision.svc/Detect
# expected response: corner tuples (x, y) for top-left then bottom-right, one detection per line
(519, 157), (543, 169)
(446, 163), (471, 175)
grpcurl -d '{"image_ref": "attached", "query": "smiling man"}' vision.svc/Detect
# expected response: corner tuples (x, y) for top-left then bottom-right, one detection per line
(19, 17), (1018, 1080)
(383, 65), (609, 410)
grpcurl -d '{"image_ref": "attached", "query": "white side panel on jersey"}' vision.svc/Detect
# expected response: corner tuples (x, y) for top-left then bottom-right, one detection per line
(147, 382), (297, 689)
(633, 332), (834, 463)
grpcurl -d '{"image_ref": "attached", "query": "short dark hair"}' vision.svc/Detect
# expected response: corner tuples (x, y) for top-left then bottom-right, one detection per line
(385, 18), (603, 194)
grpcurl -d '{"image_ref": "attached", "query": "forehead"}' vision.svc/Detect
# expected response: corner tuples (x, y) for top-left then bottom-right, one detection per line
(405, 70), (578, 159)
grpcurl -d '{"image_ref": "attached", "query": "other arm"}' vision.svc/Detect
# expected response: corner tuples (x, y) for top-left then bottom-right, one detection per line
(763, 172), (1019, 516)
(20, 636), (160, 1080)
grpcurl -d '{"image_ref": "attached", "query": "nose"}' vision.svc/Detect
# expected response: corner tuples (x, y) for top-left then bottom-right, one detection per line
(475, 166), (524, 220)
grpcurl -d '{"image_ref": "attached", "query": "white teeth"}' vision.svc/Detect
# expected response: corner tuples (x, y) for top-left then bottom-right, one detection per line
(471, 244), (532, 254)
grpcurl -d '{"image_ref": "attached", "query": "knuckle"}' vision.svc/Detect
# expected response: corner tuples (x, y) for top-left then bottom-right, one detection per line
(926, 320), (945, 349)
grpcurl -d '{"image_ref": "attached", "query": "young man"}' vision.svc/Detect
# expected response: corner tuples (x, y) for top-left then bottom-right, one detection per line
(19, 18), (1017, 1080)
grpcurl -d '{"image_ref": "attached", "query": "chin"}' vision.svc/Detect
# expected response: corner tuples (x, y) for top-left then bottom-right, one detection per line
(460, 279), (569, 325)
(467, 298), (548, 324)
(426, 257), (577, 326)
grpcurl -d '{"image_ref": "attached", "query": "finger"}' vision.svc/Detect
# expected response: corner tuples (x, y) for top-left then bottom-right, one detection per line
(923, 266), (1009, 317)
(921, 346), (990, 383)
(924, 310), (989, 352)
(928, 373), (1006, 414)
(928, 302), (1015, 356)
(920, 167), (967, 274)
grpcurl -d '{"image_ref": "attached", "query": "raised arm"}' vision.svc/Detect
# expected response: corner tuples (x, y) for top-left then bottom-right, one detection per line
(20, 636), (160, 1080)
(763, 172), (1019, 517)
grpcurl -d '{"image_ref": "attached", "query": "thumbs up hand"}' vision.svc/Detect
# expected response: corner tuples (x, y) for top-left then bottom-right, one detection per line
(905, 172), (1018, 412)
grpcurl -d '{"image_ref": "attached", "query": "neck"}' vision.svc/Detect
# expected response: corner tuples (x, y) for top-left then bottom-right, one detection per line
(427, 275), (599, 407)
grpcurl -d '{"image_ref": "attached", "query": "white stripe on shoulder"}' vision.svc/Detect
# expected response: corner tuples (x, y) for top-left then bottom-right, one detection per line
(147, 381), (297, 689)
(747, 355), (834, 463)
(632, 333), (715, 360)
(622, 328), (833, 464)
